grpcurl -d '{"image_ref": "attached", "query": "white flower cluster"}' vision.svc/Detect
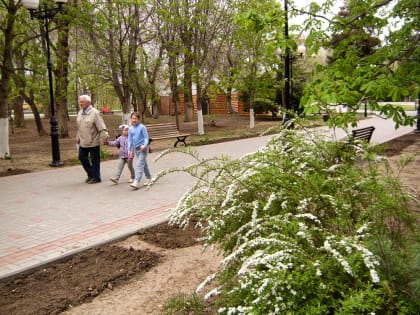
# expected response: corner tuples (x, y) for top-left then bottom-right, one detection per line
(323, 234), (381, 282)
(296, 197), (312, 212)
(263, 192), (278, 211)
(295, 213), (321, 225)
(163, 128), (398, 314)
(323, 237), (354, 275)
(220, 306), (253, 315)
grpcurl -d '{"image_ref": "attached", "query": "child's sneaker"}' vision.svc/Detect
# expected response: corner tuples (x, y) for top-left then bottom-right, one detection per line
(130, 180), (139, 189)
(110, 177), (119, 184)
(128, 179), (134, 183)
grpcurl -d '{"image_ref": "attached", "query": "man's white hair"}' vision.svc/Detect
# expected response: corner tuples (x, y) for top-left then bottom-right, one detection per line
(79, 94), (91, 104)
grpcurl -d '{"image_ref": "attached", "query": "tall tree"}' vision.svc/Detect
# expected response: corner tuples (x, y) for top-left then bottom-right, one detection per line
(178, 0), (195, 122)
(0, 0), (20, 158)
(12, 24), (47, 135)
(191, 0), (234, 134)
(155, 0), (183, 128)
(81, 0), (151, 124)
(232, 0), (284, 128)
(54, 4), (72, 137)
(301, 0), (419, 129)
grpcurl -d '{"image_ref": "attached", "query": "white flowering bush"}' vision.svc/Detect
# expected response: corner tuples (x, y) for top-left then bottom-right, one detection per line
(158, 129), (419, 314)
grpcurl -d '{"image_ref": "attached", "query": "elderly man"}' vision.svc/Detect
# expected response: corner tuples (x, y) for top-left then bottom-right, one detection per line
(76, 95), (109, 184)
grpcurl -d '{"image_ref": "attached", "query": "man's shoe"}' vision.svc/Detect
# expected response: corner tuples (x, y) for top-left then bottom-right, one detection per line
(143, 178), (155, 186)
(85, 177), (92, 183)
(130, 180), (139, 189)
(110, 177), (119, 184)
(88, 178), (101, 184)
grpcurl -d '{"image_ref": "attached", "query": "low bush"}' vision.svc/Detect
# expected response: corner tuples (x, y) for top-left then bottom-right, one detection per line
(161, 128), (419, 314)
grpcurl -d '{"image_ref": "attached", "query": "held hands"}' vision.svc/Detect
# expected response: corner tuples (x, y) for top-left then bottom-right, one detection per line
(127, 150), (134, 160)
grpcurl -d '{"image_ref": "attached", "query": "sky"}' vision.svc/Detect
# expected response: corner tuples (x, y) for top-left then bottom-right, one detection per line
(288, 0), (344, 26)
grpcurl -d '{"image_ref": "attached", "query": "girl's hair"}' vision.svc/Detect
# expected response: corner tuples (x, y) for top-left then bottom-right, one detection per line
(119, 124), (129, 130)
(130, 112), (141, 119)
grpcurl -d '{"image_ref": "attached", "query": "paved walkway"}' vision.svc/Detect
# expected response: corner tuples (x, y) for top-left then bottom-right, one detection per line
(0, 115), (416, 280)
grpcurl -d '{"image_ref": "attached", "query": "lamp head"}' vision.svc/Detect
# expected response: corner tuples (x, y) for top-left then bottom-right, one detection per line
(21, 0), (68, 10)
(297, 45), (306, 57)
(21, 0), (39, 10)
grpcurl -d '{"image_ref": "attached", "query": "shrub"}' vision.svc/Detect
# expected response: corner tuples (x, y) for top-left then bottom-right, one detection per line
(100, 147), (110, 160)
(160, 129), (419, 314)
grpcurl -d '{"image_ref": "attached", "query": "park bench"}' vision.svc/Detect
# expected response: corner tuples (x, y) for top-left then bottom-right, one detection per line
(348, 126), (375, 144)
(146, 123), (190, 152)
(101, 107), (114, 115)
(334, 126), (375, 163)
(113, 122), (190, 152)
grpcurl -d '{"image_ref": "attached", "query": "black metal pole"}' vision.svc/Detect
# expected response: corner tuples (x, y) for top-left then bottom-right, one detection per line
(290, 56), (293, 108)
(43, 4), (63, 167)
(282, 0), (291, 125)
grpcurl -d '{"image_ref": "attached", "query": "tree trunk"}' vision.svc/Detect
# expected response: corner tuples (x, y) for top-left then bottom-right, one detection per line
(149, 75), (160, 119)
(226, 86), (235, 114)
(26, 98), (45, 135)
(226, 56), (235, 114)
(173, 94), (181, 129)
(184, 52), (194, 122)
(250, 108), (255, 129)
(182, 23), (194, 122)
(197, 109), (204, 135)
(55, 17), (70, 138)
(152, 101), (159, 119)
(0, 1), (18, 158)
(111, 66), (132, 125)
(121, 91), (131, 125)
(196, 83), (205, 135)
(249, 88), (255, 129)
(13, 96), (25, 128)
(168, 53), (180, 129)
(14, 50), (46, 135)
(248, 61), (257, 129)
(13, 49), (28, 129)
(127, 3), (140, 123)
(226, 68), (235, 114)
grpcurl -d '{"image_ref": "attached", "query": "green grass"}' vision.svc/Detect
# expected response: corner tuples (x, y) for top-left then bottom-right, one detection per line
(159, 293), (210, 315)
(396, 105), (417, 111)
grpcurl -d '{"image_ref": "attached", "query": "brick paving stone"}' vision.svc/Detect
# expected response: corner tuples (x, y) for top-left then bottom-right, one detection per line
(0, 116), (415, 279)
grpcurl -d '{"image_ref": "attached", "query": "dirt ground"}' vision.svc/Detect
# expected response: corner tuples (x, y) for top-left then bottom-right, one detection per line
(0, 114), (419, 315)
(0, 113), (281, 175)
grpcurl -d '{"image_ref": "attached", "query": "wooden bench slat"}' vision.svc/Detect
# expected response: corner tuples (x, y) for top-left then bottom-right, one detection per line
(145, 123), (190, 150)
(114, 122), (190, 151)
(349, 126), (375, 143)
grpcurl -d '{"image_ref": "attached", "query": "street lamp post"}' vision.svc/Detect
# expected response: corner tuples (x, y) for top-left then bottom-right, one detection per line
(22, 0), (67, 167)
(282, 0), (291, 125)
(290, 45), (306, 110)
(281, 0), (306, 125)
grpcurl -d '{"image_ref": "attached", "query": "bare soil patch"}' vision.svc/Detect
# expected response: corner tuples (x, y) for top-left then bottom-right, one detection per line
(0, 246), (160, 315)
(0, 114), (418, 315)
(382, 132), (419, 157)
(0, 222), (218, 315)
